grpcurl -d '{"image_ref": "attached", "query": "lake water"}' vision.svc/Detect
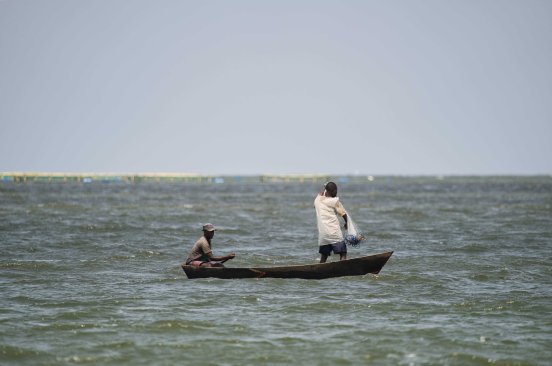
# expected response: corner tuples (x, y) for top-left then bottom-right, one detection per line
(1, 176), (551, 365)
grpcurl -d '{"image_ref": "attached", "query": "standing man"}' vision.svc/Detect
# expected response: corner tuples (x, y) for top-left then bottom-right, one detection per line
(314, 182), (349, 263)
(185, 223), (235, 267)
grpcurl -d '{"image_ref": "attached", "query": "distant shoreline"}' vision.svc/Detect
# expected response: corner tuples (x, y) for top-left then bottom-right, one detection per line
(0, 172), (338, 184)
(1, 172), (549, 184)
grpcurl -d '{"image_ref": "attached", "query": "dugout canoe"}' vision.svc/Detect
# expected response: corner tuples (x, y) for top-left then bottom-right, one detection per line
(182, 251), (393, 279)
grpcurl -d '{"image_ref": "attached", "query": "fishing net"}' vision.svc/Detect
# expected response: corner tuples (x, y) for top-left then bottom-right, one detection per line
(344, 214), (365, 247)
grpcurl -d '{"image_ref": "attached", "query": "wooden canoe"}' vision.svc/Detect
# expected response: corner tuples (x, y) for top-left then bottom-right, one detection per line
(182, 251), (393, 279)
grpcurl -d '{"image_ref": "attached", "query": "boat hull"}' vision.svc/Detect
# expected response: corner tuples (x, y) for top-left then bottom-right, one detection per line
(182, 251), (393, 279)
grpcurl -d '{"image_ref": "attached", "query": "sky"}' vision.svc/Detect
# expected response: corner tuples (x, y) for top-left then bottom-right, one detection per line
(1, 0), (551, 175)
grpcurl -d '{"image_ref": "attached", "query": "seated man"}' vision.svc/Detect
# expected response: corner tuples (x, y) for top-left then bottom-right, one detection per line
(185, 223), (235, 267)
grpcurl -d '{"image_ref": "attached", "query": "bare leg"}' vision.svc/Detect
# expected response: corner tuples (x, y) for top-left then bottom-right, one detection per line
(200, 261), (224, 267)
(320, 254), (328, 263)
(340, 253), (347, 261)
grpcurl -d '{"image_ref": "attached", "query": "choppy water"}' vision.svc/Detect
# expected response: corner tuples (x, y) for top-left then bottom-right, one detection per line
(1, 176), (551, 365)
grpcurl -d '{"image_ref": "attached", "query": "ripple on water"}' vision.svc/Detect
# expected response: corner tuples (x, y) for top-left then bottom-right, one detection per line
(1, 178), (551, 365)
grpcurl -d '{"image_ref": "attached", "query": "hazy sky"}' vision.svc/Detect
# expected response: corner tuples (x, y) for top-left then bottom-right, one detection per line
(1, 0), (551, 175)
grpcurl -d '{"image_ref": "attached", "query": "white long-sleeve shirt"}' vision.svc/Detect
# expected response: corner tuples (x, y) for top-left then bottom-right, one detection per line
(314, 195), (347, 246)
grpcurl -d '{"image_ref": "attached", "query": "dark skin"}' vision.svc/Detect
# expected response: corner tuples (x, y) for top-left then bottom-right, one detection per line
(203, 230), (235, 265)
(319, 184), (348, 263)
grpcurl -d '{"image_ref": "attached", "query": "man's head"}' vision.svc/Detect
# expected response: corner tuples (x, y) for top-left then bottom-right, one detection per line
(325, 181), (338, 197)
(202, 223), (216, 239)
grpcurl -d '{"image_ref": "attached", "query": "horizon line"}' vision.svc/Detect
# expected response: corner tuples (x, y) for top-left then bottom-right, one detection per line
(1, 171), (550, 177)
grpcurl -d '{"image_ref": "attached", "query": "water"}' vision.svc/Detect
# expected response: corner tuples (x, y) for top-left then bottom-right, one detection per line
(1, 176), (551, 365)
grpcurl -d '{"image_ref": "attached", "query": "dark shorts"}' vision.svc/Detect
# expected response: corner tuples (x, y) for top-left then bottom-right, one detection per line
(319, 241), (347, 256)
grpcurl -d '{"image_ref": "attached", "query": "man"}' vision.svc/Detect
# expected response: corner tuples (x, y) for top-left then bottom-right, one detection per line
(185, 223), (235, 267)
(314, 182), (349, 263)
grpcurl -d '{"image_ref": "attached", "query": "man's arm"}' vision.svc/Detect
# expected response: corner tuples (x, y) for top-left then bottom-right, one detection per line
(342, 213), (348, 230)
(335, 200), (348, 229)
(206, 252), (236, 262)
